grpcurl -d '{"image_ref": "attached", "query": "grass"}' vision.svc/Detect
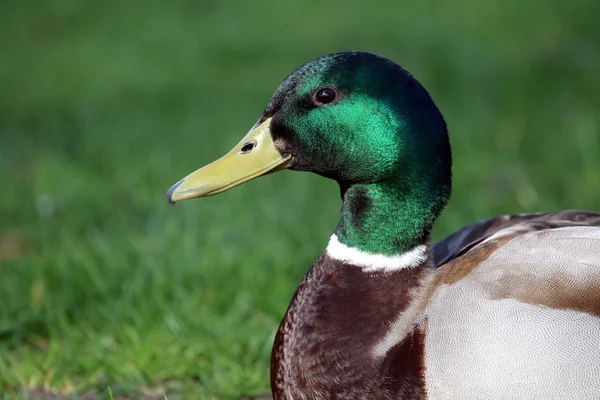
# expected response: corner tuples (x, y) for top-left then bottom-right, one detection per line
(1, 0), (599, 398)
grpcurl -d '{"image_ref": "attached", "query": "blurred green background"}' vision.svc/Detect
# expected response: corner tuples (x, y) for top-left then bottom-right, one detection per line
(1, 0), (599, 398)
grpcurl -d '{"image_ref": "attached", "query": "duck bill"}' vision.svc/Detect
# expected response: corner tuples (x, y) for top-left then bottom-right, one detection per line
(166, 118), (291, 204)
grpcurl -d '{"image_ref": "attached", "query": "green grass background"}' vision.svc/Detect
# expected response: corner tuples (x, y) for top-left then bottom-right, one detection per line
(1, 0), (599, 398)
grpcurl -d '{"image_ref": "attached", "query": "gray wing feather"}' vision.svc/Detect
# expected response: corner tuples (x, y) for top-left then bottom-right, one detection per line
(426, 225), (600, 399)
(432, 210), (600, 267)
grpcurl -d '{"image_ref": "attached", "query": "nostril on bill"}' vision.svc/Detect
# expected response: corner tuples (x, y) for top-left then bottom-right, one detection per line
(240, 142), (257, 153)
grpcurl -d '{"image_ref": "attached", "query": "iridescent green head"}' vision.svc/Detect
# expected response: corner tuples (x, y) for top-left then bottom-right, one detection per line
(266, 52), (451, 187)
(168, 52), (452, 255)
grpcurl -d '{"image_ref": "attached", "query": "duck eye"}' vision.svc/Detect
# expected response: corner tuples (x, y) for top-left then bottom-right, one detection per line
(314, 88), (337, 106)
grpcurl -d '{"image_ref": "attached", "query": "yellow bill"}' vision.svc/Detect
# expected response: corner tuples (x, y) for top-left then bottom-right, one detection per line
(166, 118), (291, 204)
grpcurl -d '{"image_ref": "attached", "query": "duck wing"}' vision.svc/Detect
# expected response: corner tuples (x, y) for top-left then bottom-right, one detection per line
(432, 210), (600, 267)
(425, 212), (600, 398)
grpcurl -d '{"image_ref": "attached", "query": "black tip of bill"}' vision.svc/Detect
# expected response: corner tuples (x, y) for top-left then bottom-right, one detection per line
(166, 179), (184, 206)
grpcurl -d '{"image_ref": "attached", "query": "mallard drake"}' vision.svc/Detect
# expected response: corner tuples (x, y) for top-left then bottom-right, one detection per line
(167, 52), (600, 399)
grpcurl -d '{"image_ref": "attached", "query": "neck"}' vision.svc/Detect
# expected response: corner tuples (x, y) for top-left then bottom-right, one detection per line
(333, 179), (441, 258)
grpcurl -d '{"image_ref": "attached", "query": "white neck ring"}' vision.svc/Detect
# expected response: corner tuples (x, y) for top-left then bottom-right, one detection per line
(325, 234), (427, 272)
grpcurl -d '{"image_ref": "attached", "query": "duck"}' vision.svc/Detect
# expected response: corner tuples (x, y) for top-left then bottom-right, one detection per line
(166, 52), (600, 399)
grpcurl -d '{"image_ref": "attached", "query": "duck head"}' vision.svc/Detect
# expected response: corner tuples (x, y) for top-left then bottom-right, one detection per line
(167, 52), (452, 256)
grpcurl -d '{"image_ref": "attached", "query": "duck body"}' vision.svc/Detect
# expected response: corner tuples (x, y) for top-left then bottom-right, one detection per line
(167, 52), (600, 399)
(272, 211), (600, 399)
